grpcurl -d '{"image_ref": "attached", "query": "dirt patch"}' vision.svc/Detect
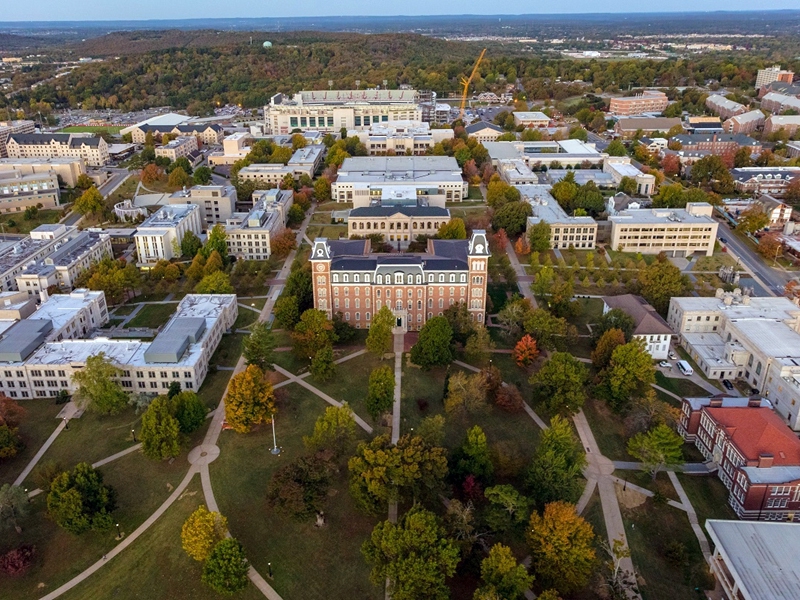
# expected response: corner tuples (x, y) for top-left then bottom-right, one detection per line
(616, 481), (648, 509)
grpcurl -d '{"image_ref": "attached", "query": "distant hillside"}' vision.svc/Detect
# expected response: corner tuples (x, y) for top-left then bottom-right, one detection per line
(0, 33), (62, 51)
(70, 29), (262, 56)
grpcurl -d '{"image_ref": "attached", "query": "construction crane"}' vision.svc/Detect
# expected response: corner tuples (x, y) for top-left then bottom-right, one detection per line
(459, 48), (487, 121)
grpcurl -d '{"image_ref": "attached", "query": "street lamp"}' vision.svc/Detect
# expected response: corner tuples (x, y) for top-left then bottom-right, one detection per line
(131, 429), (136, 442)
(116, 523), (122, 539)
(271, 415), (281, 455)
(63, 417), (69, 430)
(268, 562), (273, 578)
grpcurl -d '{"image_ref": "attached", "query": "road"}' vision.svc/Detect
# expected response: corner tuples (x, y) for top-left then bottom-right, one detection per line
(586, 130), (610, 151)
(716, 220), (793, 296)
(61, 168), (131, 227)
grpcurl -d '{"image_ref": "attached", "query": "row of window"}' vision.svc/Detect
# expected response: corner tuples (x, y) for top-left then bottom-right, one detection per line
(331, 272), (469, 284)
(352, 221), (444, 231)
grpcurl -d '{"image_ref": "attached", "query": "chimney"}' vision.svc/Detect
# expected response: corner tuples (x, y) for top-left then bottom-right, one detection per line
(748, 398), (763, 408)
(758, 454), (774, 468)
(710, 398), (723, 408)
(39, 289), (49, 304)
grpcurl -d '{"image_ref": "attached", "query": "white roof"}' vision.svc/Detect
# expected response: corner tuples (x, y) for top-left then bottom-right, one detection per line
(513, 111), (549, 121)
(336, 156), (463, 185)
(705, 520), (800, 600)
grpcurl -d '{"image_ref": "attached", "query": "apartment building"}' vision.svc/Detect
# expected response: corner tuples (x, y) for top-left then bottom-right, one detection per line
(169, 185), (237, 225)
(0, 120), (36, 157)
(286, 145), (325, 178)
(225, 189), (293, 260)
(0, 294), (237, 397)
(0, 157), (86, 188)
(134, 204), (203, 266)
(348, 121), (453, 155)
(603, 157), (657, 195)
(6, 133), (109, 167)
(609, 202), (718, 257)
(764, 115), (800, 137)
(731, 167), (800, 198)
(207, 132), (251, 166)
(608, 90), (669, 116)
(671, 133), (762, 156)
(760, 92), (800, 115)
(310, 231), (490, 331)
(124, 123), (223, 145)
(0, 224), (74, 292)
(614, 117), (682, 139)
(347, 205), (451, 248)
(706, 520), (800, 599)
(723, 110), (766, 135)
(16, 230), (112, 295)
(755, 65), (795, 90)
(705, 95), (747, 120)
(668, 290), (800, 429)
(155, 136), (198, 162)
(484, 139), (606, 169)
(265, 90), (422, 135)
(690, 404), (800, 521)
(520, 185), (597, 250)
(601, 294), (673, 359)
(465, 122), (505, 144)
(0, 169), (60, 212)
(512, 112), (550, 128)
(332, 156), (467, 207)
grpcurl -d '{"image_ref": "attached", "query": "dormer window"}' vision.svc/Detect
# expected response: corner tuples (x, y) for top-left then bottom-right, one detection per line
(333, 274), (339, 283)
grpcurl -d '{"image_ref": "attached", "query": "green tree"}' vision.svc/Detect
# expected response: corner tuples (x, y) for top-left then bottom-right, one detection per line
(627, 424), (684, 479)
(592, 308), (635, 343)
(266, 453), (333, 521)
(599, 339), (656, 412)
(438, 218), (467, 239)
(47, 463), (116, 534)
(366, 365), (395, 420)
(527, 501), (596, 594)
(171, 391), (207, 434)
(181, 230), (203, 258)
(313, 176), (331, 202)
(224, 364), (275, 434)
(617, 176), (637, 196)
(167, 166), (191, 190)
(273, 295), (301, 328)
(691, 155), (734, 193)
(410, 316), (454, 368)
(454, 425), (494, 482)
(445, 371), (488, 416)
(526, 416), (586, 508)
(202, 223), (228, 261)
(72, 352), (127, 415)
(140, 396), (181, 460)
(75, 173), (94, 190)
(0, 424), (23, 460)
(202, 538), (250, 595)
(310, 345), (336, 381)
(476, 543), (534, 600)
(193, 166), (212, 185)
(284, 265), (314, 312)
(484, 485), (531, 531)
(638, 254), (691, 315)
(443, 302), (475, 347)
(591, 328), (627, 370)
(523, 308), (572, 351)
(194, 271), (234, 294)
(528, 220), (551, 252)
(737, 205), (770, 234)
(74, 186), (105, 215)
(348, 433), (448, 514)
(606, 140), (627, 156)
(287, 203), (306, 226)
(0, 484), (29, 533)
(465, 325), (495, 364)
(292, 309), (336, 359)
(529, 352), (587, 414)
(492, 201), (533, 238)
(362, 506), (460, 600)
(242, 321), (275, 371)
(172, 157), (193, 176)
(366, 305), (395, 357)
(733, 147), (753, 168)
(203, 250), (224, 277)
(181, 505), (228, 562)
(303, 403), (357, 457)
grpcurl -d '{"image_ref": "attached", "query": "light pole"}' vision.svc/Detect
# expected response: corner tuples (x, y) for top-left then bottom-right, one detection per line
(131, 429), (136, 442)
(271, 415), (281, 455)
(116, 523), (122, 539)
(63, 417), (69, 430)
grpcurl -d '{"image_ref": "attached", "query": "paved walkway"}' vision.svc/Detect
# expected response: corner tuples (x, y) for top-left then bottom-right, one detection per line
(390, 333), (404, 445)
(667, 471), (712, 562)
(504, 239), (537, 307)
(14, 402), (80, 487)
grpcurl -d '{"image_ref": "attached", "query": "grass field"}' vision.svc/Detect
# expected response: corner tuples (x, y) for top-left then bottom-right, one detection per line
(305, 224), (347, 240)
(232, 307), (259, 330)
(59, 126), (124, 134)
(124, 303), (178, 329)
(0, 399), (62, 485)
(209, 333), (245, 368)
(654, 372), (711, 398)
(111, 304), (138, 316)
(582, 397), (630, 460)
(675, 473), (737, 524)
(197, 369), (233, 410)
(0, 209), (62, 234)
(467, 185), (484, 200)
(210, 384), (381, 600)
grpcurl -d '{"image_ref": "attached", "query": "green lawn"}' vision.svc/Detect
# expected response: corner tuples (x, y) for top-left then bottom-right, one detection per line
(124, 303), (178, 329)
(582, 397), (629, 461)
(210, 384), (380, 600)
(654, 372), (712, 398)
(209, 333), (245, 368)
(568, 297), (605, 334)
(467, 185), (484, 200)
(233, 307), (259, 330)
(0, 399), (62, 485)
(305, 224), (348, 240)
(316, 201), (352, 211)
(58, 478), (266, 600)
(111, 304), (138, 316)
(0, 209), (62, 234)
(197, 369), (233, 410)
(622, 498), (712, 600)
(132, 291), (170, 303)
(692, 254), (738, 272)
(240, 297), (267, 309)
(675, 473), (737, 525)
(20, 407), (142, 488)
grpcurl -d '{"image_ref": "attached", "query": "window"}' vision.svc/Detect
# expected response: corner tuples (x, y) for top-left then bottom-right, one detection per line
(333, 274), (339, 282)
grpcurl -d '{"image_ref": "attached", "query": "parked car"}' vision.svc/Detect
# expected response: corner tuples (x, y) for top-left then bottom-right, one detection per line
(659, 361), (671, 368)
(668, 352), (678, 360)
(719, 237), (727, 244)
(722, 379), (734, 391)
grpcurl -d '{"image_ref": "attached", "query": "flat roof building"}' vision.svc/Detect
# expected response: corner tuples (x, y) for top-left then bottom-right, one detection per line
(512, 112), (550, 128)
(603, 157), (656, 196)
(347, 205), (451, 249)
(0, 156), (86, 188)
(0, 224), (74, 292)
(520, 185), (597, 250)
(0, 169), (60, 212)
(609, 202), (718, 257)
(755, 65), (795, 90)
(609, 90), (669, 116)
(134, 204), (203, 266)
(265, 89), (422, 135)
(207, 132), (251, 167)
(484, 140), (606, 169)
(155, 136), (198, 162)
(348, 121), (453, 156)
(169, 184), (237, 226)
(614, 117), (682, 139)
(332, 156), (467, 207)
(225, 188), (293, 261)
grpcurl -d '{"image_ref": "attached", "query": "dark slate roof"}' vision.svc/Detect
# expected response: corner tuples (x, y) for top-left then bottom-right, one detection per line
(8, 133), (101, 147)
(174, 124), (223, 133)
(327, 239), (470, 271)
(731, 169), (800, 183)
(672, 133), (761, 147)
(602, 294), (673, 336)
(423, 257), (467, 270)
(327, 239), (370, 257)
(465, 121), (504, 134)
(350, 206), (449, 218)
(429, 239), (469, 261)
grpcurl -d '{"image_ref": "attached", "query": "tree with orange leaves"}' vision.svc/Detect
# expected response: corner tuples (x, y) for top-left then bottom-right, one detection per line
(512, 335), (539, 368)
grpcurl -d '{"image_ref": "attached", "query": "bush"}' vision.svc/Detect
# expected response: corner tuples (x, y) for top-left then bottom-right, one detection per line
(0, 545), (36, 576)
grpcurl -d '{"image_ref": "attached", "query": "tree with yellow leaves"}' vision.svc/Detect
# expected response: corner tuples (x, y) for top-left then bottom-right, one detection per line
(181, 505), (228, 562)
(224, 364), (275, 433)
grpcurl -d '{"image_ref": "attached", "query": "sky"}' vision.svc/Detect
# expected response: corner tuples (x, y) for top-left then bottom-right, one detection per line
(2, 1), (800, 23)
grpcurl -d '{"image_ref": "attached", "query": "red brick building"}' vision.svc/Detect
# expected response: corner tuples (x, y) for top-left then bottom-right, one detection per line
(670, 133), (762, 156)
(684, 400), (800, 521)
(310, 231), (490, 331)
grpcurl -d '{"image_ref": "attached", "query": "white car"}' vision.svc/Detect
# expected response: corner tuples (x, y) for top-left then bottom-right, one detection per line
(668, 352), (678, 360)
(659, 361), (672, 368)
